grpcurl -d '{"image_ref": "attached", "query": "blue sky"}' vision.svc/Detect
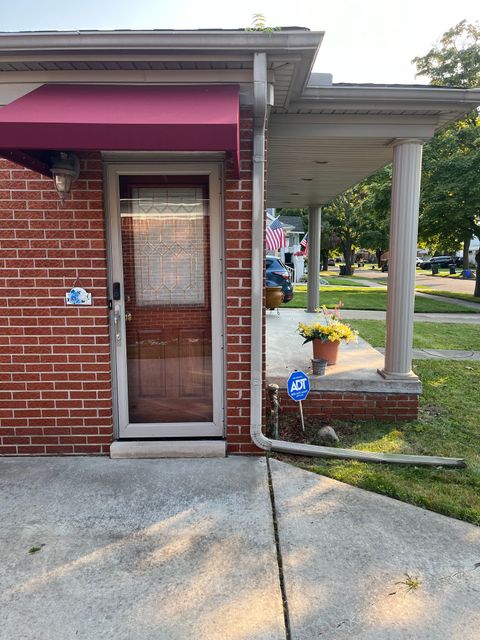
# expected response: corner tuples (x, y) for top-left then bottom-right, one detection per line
(1, 0), (479, 84)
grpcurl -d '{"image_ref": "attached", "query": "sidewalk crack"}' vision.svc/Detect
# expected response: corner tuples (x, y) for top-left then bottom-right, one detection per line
(267, 455), (291, 640)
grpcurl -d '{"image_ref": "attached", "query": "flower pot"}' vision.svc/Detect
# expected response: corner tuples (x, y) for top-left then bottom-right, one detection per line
(266, 286), (284, 310)
(312, 339), (340, 365)
(311, 358), (328, 375)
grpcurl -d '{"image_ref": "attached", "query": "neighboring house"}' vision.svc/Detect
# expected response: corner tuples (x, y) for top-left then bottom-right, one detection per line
(277, 215), (305, 257)
(456, 236), (480, 264)
(0, 28), (479, 458)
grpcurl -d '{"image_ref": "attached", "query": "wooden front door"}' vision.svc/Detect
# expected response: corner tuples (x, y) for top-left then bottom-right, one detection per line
(107, 164), (223, 439)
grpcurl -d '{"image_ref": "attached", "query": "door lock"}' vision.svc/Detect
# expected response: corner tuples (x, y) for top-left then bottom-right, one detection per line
(125, 312), (132, 322)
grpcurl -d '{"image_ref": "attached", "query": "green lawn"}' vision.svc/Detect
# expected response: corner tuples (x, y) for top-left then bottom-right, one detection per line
(283, 287), (480, 313)
(279, 360), (480, 525)
(347, 320), (480, 350)
(299, 276), (366, 287)
(415, 288), (480, 304)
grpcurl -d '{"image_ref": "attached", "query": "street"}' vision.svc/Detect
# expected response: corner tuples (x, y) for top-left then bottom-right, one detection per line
(326, 267), (478, 295)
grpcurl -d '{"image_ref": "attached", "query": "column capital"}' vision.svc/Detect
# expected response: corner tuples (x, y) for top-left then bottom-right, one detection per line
(392, 138), (425, 148)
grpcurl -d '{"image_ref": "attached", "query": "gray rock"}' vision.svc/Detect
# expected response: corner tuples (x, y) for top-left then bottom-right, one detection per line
(318, 425), (339, 443)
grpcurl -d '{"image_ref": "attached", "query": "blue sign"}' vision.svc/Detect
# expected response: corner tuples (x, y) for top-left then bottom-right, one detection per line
(287, 371), (310, 402)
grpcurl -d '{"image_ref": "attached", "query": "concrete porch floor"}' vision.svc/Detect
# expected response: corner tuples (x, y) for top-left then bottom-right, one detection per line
(266, 308), (421, 394)
(1, 457), (479, 639)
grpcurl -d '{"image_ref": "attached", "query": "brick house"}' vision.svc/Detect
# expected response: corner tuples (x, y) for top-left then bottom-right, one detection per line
(0, 29), (478, 458)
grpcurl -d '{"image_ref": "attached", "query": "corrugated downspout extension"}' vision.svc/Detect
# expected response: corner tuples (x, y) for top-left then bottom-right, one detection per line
(249, 52), (464, 470)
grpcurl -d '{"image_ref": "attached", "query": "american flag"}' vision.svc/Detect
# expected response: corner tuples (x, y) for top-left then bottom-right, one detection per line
(300, 232), (308, 256)
(265, 218), (287, 251)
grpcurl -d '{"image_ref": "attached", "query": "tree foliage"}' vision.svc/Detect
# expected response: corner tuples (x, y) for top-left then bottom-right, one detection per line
(413, 20), (480, 88)
(357, 167), (392, 266)
(413, 20), (480, 294)
(323, 187), (367, 275)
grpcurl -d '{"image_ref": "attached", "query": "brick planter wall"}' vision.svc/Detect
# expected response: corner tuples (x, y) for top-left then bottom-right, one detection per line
(279, 390), (419, 421)
(0, 154), (113, 455)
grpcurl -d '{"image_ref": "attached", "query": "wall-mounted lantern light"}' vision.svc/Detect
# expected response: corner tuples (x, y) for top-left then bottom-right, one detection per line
(50, 152), (80, 202)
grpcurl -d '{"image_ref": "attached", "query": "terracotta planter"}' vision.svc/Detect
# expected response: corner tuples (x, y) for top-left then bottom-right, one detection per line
(266, 286), (284, 310)
(312, 339), (340, 365)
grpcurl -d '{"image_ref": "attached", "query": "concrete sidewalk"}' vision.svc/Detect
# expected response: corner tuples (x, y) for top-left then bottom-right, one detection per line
(376, 347), (480, 361)
(314, 308), (480, 323)
(1, 457), (479, 639)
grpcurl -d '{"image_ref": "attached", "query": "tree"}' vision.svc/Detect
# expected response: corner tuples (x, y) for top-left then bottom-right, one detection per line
(357, 167), (392, 267)
(323, 186), (366, 275)
(413, 20), (480, 89)
(413, 20), (480, 295)
(320, 218), (340, 271)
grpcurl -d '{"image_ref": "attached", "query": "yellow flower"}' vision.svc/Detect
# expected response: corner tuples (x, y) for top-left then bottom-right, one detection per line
(296, 303), (358, 345)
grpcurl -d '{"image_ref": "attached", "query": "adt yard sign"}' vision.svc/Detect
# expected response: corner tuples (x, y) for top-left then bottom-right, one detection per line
(287, 371), (310, 402)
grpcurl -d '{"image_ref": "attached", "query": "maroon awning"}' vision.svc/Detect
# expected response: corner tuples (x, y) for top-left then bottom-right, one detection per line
(0, 84), (240, 175)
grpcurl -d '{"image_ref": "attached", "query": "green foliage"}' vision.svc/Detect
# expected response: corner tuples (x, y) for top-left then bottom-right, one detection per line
(413, 21), (480, 293)
(413, 20), (480, 88)
(419, 121), (480, 253)
(323, 187), (367, 272)
(357, 167), (392, 264)
(245, 13), (280, 34)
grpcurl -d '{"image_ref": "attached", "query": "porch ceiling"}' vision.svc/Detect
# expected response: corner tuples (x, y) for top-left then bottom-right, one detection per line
(267, 85), (480, 207)
(267, 135), (393, 208)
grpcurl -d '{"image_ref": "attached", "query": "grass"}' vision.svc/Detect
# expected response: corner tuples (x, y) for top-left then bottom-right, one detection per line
(321, 276), (366, 287)
(279, 360), (480, 525)
(283, 287), (480, 313)
(347, 320), (480, 350)
(297, 276), (365, 287)
(415, 288), (480, 304)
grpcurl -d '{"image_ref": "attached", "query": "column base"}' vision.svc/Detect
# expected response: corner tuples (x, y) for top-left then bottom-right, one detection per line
(377, 368), (418, 381)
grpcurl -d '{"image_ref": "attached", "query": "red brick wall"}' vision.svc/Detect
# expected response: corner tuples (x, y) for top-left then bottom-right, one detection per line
(0, 154), (113, 455)
(0, 109), (262, 456)
(224, 108), (262, 454)
(279, 390), (419, 421)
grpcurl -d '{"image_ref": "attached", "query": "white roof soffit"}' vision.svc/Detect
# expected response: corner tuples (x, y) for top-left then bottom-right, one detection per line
(267, 84), (480, 207)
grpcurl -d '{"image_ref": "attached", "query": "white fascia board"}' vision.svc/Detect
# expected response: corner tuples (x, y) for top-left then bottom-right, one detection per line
(269, 121), (437, 140)
(0, 29), (323, 55)
(296, 85), (480, 114)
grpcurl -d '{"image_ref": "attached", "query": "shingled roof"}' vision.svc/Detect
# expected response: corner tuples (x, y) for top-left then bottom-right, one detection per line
(278, 216), (305, 233)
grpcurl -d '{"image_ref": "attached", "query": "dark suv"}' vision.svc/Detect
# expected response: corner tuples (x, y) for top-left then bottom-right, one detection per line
(266, 256), (294, 302)
(420, 256), (461, 269)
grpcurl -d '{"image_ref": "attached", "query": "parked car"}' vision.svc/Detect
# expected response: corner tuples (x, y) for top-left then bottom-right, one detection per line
(415, 257), (424, 266)
(327, 258), (335, 266)
(419, 256), (461, 269)
(266, 256), (294, 302)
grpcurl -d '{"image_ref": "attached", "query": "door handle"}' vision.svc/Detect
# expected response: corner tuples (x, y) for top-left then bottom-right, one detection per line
(125, 312), (132, 322)
(114, 304), (122, 345)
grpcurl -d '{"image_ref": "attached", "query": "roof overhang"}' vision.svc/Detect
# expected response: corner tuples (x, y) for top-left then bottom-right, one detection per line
(0, 29), (479, 204)
(0, 29), (323, 110)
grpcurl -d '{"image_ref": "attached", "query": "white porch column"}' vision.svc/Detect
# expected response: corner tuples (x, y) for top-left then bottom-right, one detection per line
(307, 206), (321, 312)
(380, 139), (423, 379)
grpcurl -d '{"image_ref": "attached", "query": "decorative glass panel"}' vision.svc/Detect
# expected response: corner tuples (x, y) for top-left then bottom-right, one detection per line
(121, 188), (207, 306)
